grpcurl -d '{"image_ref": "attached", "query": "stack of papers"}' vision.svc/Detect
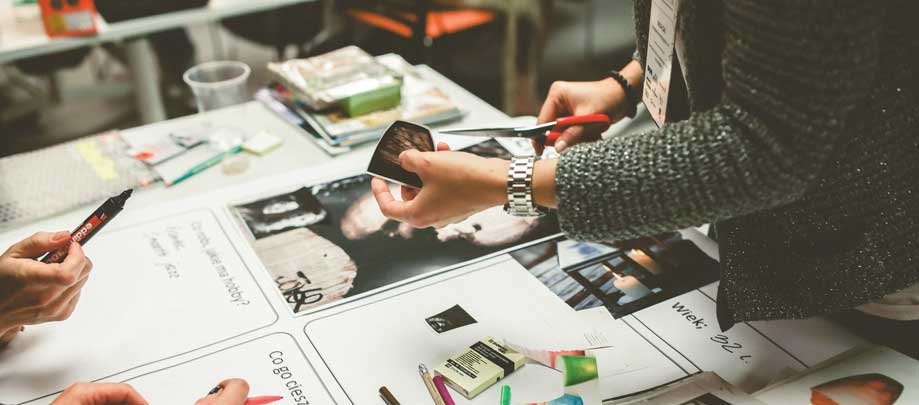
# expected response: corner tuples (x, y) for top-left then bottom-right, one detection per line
(260, 52), (463, 154)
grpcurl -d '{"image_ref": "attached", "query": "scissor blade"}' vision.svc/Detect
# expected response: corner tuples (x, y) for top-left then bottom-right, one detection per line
(437, 128), (526, 138)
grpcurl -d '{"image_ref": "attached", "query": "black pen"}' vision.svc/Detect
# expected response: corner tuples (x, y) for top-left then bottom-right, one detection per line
(41, 189), (132, 263)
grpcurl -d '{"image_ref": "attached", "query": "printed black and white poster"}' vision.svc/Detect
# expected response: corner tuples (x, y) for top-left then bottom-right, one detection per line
(232, 141), (558, 314)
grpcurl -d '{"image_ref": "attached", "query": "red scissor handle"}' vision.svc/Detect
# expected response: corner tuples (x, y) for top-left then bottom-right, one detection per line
(545, 113), (612, 146)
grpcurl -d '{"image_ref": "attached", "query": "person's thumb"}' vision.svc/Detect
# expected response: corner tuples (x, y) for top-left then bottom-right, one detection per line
(555, 126), (585, 152)
(7, 231), (71, 259)
(213, 379), (249, 405)
(398, 149), (426, 174)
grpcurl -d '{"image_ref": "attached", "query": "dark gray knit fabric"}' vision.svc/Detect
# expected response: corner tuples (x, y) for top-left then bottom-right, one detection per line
(556, 0), (919, 326)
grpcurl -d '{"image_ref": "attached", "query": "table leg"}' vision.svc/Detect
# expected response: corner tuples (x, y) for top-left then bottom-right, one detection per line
(124, 37), (166, 124)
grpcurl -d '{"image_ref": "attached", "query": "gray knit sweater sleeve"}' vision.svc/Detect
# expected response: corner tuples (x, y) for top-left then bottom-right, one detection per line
(556, 1), (883, 241)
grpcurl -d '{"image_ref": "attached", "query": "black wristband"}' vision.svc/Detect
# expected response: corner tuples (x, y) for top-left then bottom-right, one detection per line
(609, 70), (638, 118)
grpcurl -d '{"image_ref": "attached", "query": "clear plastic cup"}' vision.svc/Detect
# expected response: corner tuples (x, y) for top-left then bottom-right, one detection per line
(183, 61), (251, 112)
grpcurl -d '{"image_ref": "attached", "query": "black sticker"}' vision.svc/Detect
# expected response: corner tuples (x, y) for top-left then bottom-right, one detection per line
(425, 304), (477, 334)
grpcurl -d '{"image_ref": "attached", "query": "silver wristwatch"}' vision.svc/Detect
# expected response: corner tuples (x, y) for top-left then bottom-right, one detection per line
(504, 156), (549, 217)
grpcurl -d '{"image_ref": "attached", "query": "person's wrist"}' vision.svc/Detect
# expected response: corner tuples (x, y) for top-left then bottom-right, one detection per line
(598, 77), (628, 119)
(483, 158), (510, 207)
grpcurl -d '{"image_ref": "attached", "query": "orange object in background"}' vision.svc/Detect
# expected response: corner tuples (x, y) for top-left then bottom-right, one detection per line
(347, 9), (496, 39)
(38, 0), (99, 37)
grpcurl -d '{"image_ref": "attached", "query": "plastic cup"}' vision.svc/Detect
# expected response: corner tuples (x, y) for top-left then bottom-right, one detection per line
(183, 61), (251, 112)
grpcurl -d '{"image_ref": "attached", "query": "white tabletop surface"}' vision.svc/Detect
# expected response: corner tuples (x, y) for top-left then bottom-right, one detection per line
(0, 0), (315, 64)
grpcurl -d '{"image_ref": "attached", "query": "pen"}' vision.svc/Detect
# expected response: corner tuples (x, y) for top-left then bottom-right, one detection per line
(40, 189), (132, 263)
(244, 396), (283, 405)
(419, 364), (445, 405)
(379, 386), (400, 405)
(499, 385), (511, 405)
(168, 145), (242, 186)
(432, 375), (455, 405)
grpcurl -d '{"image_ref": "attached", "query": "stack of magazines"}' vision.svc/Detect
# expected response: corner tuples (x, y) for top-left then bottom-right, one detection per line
(260, 48), (464, 155)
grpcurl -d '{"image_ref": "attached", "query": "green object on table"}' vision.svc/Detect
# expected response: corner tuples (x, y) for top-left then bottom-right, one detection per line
(168, 145), (241, 186)
(559, 356), (598, 387)
(339, 81), (401, 117)
(499, 385), (511, 405)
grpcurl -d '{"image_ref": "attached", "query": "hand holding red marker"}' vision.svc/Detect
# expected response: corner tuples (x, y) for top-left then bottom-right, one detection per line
(41, 189), (133, 263)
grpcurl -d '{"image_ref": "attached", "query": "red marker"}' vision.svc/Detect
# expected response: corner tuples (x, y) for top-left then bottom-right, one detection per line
(244, 396), (283, 405)
(40, 189), (132, 263)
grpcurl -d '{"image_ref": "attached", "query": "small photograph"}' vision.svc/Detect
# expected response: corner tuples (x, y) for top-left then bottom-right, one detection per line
(425, 304), (478, 334)
(367, 120), (435, 188)
(509, 232), (719, 318)
(233, 141), (560, 315)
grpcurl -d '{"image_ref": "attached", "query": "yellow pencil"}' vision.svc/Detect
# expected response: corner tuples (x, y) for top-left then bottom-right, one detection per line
(419, 364), (446, 405)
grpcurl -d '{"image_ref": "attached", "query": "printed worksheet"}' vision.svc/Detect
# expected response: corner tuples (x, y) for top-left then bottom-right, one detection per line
(123, 333), (334, 404)
(0, 209), (277, 404)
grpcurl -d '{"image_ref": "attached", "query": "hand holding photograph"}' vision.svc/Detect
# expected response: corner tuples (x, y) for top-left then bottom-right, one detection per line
(366, 120), (435, 188)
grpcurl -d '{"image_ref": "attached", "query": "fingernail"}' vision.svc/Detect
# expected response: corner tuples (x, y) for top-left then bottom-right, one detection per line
(555, 141), (567, 152)
(207, 386), (222, 395)
(51, 232), (70, 243)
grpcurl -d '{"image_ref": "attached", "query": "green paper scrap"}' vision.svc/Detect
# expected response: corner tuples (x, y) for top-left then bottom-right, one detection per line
(559, 356), (599, 387)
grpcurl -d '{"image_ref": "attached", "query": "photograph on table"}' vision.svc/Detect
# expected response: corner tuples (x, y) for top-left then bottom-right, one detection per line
(233, 142), (559, 315)
(508, 231), (719, 318)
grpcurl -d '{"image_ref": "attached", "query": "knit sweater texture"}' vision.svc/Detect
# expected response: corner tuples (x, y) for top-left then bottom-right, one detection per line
(555, 0), (919, 328)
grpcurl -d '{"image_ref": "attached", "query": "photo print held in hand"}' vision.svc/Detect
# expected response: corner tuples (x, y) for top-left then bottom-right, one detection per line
(366, 120), (435, 188)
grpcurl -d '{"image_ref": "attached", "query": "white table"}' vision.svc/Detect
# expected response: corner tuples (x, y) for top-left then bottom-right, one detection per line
(0, 0), (317, 123)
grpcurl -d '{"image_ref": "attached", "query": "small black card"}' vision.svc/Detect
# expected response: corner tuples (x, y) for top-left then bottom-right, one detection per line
(426, 304), (477, 334)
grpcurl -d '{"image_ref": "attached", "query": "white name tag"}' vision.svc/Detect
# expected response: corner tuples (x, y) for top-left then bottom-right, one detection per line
(643, 0), (681, 127)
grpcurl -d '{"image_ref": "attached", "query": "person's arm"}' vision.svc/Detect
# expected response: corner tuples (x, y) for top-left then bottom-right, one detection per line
(372, 1), (882, 237)
(555, 0), (883, 241)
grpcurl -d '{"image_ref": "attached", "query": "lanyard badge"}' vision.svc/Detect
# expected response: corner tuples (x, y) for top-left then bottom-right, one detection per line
(643, 0), (681, 127)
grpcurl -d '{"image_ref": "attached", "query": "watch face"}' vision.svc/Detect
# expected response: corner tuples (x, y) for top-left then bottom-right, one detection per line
(367, 120), (435, 188)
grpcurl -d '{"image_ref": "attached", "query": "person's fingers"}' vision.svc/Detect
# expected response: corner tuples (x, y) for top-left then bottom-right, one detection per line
(436, 142), (451, 152)
(0, 325), (22, 348)
(65, 382), (148, 405)
(6, 231), (71, 259)
(33, 276), (88, 323)
(33, 242), (86, 286)
(555, 126), (585, 152)
(398, 149), (427, 175)
(371, 178), (413, 221)
(400, 185), (419, 201)
(532, 139), (545, 156)
(537, 82), (569, 124)
(212, 378), (249, 405)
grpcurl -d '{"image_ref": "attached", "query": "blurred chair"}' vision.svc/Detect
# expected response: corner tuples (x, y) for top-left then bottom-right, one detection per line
(344, 0), (497, 65)
(221, 2), (325, 60)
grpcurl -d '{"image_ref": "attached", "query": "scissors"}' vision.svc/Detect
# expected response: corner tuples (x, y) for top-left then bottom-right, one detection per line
(437, 114), (611, 146)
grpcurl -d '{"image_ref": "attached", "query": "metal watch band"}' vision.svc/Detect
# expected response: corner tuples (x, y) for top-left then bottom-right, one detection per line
(504, 156), (548, 217)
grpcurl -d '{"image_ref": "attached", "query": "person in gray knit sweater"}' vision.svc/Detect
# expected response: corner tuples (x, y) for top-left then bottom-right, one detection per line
(372, 1), (918, 355)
